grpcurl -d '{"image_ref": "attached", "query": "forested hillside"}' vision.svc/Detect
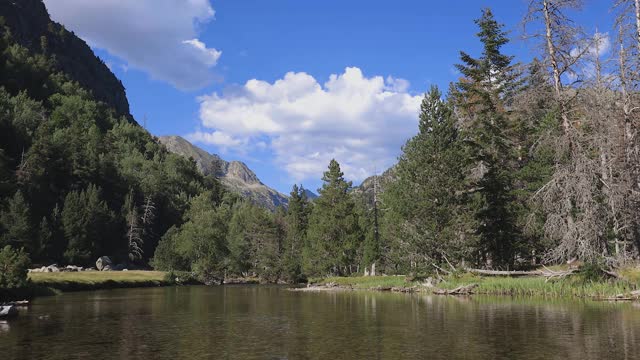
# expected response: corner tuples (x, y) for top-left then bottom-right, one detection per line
(0, 0), (227, 268)
(2, 0), (640, 285)
(0, 0), (130, 119)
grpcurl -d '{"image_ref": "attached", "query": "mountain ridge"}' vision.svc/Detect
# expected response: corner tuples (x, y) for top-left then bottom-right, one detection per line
(158, 135), (289, 210)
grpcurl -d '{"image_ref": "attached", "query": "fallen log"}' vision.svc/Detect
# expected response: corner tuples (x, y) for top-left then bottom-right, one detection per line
(465, 268), (543, 277)
(434, 284), (477, 295)
(465, 267), (578, 280)
(1, 300), (29, 307)
(596, 290), (640, 301)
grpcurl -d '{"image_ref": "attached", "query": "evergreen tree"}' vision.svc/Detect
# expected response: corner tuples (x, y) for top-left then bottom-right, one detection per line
(0, 190), (35, 253)
(383, 86), (465, 272)
(281, 185), (311, 282)
(62, 184), (115, 265)
(248, 206), (283, 282)
(167, 191), (230, 283)
(356, 195), (380, 274)
(304, 160), (361, 276)
(37, 216), (52, 262)
(452, 8), (521, 267)
(226, 202), (253, 275)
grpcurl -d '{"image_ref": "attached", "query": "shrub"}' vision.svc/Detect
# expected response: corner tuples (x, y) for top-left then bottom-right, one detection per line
(0, 245), (31, 289)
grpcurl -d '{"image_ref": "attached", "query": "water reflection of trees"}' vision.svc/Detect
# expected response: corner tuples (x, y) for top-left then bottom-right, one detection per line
(2, 287), (640, 359)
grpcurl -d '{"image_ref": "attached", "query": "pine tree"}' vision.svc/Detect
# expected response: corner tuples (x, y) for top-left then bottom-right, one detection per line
(168, 191), (230, 283)
(227, 202), (253, 275)
(281, 184), (311, 282)
(304, 160), (361, 276)
(62, 184), (114, 265)
(383, 86), (466, 272)
(0, 190), (35, 253)
(37, 216), (53, 262)
(452, 8), (520, 267)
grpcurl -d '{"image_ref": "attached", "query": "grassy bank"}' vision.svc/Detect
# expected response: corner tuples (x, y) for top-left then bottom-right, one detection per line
(436, 273), (637, 298)
(312, 270), (640, 299)
(28, 271), (170, 292)
(312, 275), (409, 289)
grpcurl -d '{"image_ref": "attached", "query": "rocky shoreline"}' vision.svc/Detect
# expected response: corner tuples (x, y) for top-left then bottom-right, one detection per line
(28, 256), (134, 274)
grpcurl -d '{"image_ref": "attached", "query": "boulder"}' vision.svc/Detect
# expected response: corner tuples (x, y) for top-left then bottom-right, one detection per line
(0, 306), (18, 319)
(96, 256), (113, 271)
(102, 265), (112, 271)
(112, 263), (126, 271)
(46, 265), (59, 272)
(65, 265), (83, 272)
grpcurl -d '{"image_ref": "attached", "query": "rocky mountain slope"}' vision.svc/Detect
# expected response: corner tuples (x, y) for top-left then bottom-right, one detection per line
(158, 136), (288, 210)
(351, 166), (396, 207)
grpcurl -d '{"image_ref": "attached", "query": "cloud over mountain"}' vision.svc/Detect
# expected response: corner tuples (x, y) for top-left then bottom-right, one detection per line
(191, 67), (422, 182)
(44, 0), (221, 90)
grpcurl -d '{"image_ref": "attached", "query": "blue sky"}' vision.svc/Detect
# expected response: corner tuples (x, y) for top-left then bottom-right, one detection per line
(44, 0), (612, 194)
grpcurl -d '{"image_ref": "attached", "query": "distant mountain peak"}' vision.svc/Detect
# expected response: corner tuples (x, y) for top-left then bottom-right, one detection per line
(158, 135), (287, 210)
(302, 188), (319, 200)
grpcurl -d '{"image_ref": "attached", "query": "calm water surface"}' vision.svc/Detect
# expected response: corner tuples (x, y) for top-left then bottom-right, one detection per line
(2, 285), (640, 359)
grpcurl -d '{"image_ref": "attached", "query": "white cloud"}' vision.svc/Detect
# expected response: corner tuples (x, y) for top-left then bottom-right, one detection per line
(187, 130), (244, 149)
(569, 32), (613, 82)
(192, 67), (422, 183)
(571, 32), (611, 59)
(44, 0), (221, 90)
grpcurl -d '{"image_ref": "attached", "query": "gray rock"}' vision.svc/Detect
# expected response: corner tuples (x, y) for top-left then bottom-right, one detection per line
(46, 265), (59, 272)
(102, 265), (112, 271)
(65, 265), (83, 272)
(0, 306), (18, 319)
(112, 263), (126, 271)
(96, 256), (113, 271)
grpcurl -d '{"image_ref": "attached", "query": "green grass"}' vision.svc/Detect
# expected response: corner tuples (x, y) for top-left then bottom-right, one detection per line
(311, 275), (412, 289)
(29, 270), (170, 292)
(310, 269), (640, 299)
(436, 273), (636, 298)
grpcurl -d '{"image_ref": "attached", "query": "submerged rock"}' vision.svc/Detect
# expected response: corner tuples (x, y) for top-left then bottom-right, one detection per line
(0, 306), (18, 319)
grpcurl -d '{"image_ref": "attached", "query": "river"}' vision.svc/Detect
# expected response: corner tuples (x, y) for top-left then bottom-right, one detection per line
(2, 285), (640, 359)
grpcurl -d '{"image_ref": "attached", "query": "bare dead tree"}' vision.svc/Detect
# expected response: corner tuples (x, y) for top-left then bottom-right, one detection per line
(125, 192), (145, 262)
(141, 195), (156, 239)
(524, 0), (590, 134)
(524, 0), (616, 263)
(614, 0), (640, 259)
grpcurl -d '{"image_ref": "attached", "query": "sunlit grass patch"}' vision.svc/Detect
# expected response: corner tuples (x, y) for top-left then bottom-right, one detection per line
(437, 273), (637, 298)
(312, 275), (411, 289)
(29, 270), (169, 291)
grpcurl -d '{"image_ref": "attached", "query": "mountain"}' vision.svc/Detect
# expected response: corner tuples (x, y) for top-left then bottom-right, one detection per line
(303, 188), (318, 200)
(158, 136), (288, 210)
(352, 166), (396, 207)
(0, 0), (131, 119)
